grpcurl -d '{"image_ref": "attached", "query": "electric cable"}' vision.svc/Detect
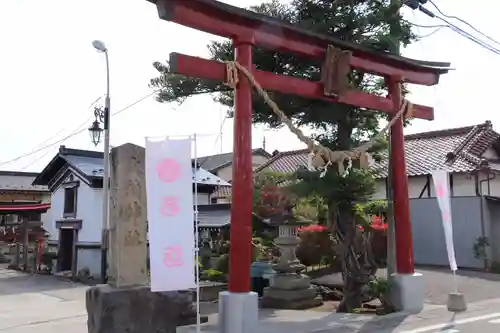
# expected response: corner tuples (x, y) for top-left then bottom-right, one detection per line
(15, 96), (103, 171)
(198, 114), (229, 169)
(0, 91), (158, 167)
(415, 4), (500, 55)
(416, 26), (443, 39)
(428, 0), (500, 47)
(435, 15), (500, 55)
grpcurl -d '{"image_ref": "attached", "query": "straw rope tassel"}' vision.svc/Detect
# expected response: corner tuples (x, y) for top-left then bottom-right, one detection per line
(223, 60), (414, 176)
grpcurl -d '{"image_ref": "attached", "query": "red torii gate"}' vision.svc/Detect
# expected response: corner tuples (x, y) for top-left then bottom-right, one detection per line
(147, 0), (450, 309)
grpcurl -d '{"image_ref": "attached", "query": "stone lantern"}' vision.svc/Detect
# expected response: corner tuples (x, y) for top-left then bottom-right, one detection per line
(261, 205), (323, 309)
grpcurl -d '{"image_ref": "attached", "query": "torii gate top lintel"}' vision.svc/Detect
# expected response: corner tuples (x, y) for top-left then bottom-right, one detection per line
(149, 0), (451, 87)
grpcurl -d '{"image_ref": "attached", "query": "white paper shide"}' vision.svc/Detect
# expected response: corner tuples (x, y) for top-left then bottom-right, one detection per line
(145, 137), (196, 292)
(431, 170), (458, 272)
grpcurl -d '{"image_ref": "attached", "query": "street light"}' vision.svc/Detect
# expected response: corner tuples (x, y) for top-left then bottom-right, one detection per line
(88, 110), (104, 146)
(92, 40), (107, 53)
(90, 39), (111, 284)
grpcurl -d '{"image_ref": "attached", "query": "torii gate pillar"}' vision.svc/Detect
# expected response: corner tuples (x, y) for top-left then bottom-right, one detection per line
(219, 36), (259, 333)
(388, 78), (424, 312)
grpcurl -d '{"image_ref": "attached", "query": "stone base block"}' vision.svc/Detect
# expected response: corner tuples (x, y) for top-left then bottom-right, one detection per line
(219, 291), (258, 333)
(263, 286), (317, 301)
(86, 284), (203, 333)
(390, 272), (424, 313)
(270, 274), (311, 290)
(447, 292), (467, 312)
(260, 295), (323, 310)
(194, 282), (227, 302)
(261, 286), (323, 309)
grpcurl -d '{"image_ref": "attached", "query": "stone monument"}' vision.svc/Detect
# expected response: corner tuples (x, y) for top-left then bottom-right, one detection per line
(86, 143), (199, 333)
(199, 240), (213, 270)
(261, 206), (323, 309)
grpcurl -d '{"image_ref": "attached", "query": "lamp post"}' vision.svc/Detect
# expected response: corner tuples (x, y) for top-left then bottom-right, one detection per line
(89, 39), (110, 284)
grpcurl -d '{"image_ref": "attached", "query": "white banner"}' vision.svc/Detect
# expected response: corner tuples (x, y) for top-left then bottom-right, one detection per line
(431, 170), (458, 271)
(145, 137), (196, 292)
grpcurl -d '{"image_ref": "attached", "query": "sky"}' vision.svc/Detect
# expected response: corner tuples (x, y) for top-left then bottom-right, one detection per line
(0, 0), (498, 172)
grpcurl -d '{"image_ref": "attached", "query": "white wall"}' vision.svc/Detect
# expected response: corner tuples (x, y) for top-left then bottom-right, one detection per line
(48, 172), (103, 243)
(372, 180), (386, 200)
(373, 172), (485, 200)
(196, 192), (210, 205)
(48, 172), (212, 243)
(216, 154), (270, 181)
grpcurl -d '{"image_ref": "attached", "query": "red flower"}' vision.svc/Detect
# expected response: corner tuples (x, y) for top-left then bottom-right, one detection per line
(358, 215), (388, 231)
(297, 225), (327, 233)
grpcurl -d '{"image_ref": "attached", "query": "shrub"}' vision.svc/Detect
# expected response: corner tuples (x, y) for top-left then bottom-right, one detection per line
(201, 268), (226, 282)
(41, 251), (57, 267)
(215, 254), (230, 274)
(358, 215), (388, 266)
(296, 225), (335, 267)
(219, 241), (230, 255)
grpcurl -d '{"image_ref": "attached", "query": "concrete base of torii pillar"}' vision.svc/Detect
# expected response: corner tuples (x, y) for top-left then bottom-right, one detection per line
(218, 291), (259, 333)
(390, 273), (424, 313)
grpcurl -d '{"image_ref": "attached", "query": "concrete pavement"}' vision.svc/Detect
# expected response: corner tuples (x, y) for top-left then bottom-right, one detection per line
(312, 266), (500, 305)
(0, 268), (88, 333)
(0, 266), (498, 333)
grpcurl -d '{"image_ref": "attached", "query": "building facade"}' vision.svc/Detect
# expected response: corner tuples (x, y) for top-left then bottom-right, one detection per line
(0, 171), (51, 226)
(33, 145), (231, 278)
(211, 121), (500, 268)
(0, 171), (51, 267)
(204, 148), (271, 203)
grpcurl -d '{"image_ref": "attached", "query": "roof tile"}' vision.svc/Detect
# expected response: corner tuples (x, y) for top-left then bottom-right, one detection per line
(212, 122), (500, 198)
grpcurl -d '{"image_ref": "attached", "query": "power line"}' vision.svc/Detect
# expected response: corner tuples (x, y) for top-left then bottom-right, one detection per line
(11, 95), (104, 170)
(416, 26), (443, 39)
(435, 15), (500, 55)
(406, 21), (448, 29)
(428, 0), (500, 47)
(198, 114), (229, 169)
(410, 3), (500, 56)
(0, 91), (158, 168)
(19, 149), (53, 171)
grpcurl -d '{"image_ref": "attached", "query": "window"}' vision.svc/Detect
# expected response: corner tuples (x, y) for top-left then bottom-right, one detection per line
(210, 197), (218, 204)
(63, 187), (77, 217)
(27, 213), (41, 221)
(2, 215), (18, 224)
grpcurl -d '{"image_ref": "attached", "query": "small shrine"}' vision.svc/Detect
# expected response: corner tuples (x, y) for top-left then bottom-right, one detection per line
(0, 202), (50, 270)
(261, 205), (323, 309)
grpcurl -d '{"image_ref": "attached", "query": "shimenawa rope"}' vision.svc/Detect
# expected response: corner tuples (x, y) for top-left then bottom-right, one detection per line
(224, 61), (413, 177)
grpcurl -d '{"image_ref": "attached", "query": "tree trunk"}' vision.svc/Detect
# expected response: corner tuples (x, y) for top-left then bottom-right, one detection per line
(337, 268), (364, 312)
(331, 205), (375, 313)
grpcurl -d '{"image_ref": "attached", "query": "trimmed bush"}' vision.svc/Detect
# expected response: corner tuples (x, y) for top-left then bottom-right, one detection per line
(296, 225), (335, 267)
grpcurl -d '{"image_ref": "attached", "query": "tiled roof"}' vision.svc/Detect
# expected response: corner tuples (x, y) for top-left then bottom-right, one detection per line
(196, 148), (271, 172)
(212, 185), (232, 198)
(0, 171), (49, 192)
(34, 144), (233, 187)
(212, 121), (500, 198)
(196, 204), (231, 229)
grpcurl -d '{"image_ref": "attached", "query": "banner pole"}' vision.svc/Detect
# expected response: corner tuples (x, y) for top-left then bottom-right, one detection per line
(452, 270), (458, 293)
(193, 134), (201, 333)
